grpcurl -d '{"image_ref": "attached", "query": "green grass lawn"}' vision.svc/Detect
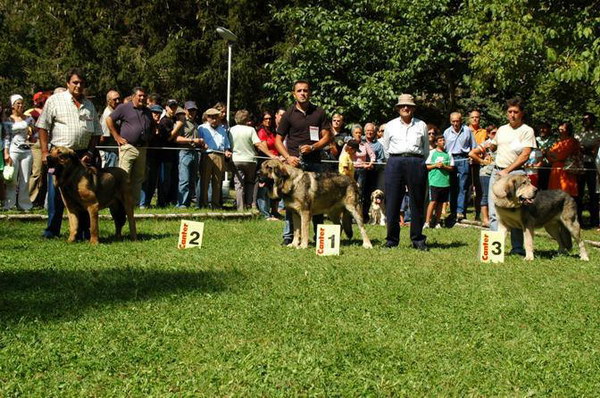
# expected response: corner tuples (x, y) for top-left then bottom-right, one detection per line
(1, 218), (599, 396)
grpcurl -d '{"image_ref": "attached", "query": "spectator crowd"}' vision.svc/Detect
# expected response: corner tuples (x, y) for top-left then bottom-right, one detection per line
(1, 70), (599, 248)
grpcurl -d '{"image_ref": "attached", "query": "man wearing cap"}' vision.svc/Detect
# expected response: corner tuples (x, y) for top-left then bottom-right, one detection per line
(106, 86), (154, 208)
(198, 107), (232, 209)
(382, 93), (429, 250)
(37, 68), (102, 239)
(444, 112), (477, 224)
(175, 101), (205, 208)
(275, 80), (332, 246)
(99, 90), (121, 168)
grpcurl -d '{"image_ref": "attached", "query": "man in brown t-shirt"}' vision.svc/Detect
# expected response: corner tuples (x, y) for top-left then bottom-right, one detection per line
(275, 80), (332, 245)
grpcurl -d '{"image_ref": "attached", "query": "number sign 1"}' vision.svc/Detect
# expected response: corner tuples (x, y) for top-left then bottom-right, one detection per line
(479, 230), (505, 263)
(316, 224), (341, 256)
(178, 220), (205, 249)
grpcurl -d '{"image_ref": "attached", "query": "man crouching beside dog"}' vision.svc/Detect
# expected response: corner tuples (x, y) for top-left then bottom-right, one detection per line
(272, 80), (371, 249)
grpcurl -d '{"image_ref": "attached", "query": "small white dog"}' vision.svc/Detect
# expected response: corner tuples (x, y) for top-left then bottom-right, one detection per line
(369, 189), (386, 225)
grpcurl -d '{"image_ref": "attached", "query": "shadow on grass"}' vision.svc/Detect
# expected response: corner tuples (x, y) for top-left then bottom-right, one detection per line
(428, 241), (468, 249)
(0, 267), (243, 323)
(101, 232), (175, 243)
(340, 238), (382, 247)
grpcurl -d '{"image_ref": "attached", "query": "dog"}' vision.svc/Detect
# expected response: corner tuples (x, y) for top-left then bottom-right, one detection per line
(47, 146), (137, 244)
(259, 159), (372, 249)
(369, 189), (386, 225)
(492, 174), (588, 261)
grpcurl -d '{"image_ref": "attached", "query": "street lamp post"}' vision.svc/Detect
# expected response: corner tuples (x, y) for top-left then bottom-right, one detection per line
(216, 27), (238, 126)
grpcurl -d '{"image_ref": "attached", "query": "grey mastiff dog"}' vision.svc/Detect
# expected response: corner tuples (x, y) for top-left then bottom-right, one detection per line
(259, 159), (372, 249)
(492, 174), (588, 261)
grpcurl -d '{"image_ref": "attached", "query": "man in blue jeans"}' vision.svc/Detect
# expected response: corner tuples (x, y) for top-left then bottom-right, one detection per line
(175, 101), (205, 208)
(274, 80), (332, 246)
(37, 68), (102, 240)
(443, 112), (477, 225)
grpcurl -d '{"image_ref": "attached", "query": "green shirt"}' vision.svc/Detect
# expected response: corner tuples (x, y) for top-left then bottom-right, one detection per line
(426, 149), (454, 187)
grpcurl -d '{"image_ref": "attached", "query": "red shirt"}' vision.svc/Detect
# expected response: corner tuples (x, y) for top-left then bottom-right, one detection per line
(257, 127), (279, 156)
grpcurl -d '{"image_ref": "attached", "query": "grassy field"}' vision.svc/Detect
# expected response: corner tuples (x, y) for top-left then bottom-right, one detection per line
(1, 216), (599, 396)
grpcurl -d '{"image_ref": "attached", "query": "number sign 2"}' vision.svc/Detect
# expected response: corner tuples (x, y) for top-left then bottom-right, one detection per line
(479, 230), (505, 263)
(178, 220), (205, 249)
(316, 224), (341, 256)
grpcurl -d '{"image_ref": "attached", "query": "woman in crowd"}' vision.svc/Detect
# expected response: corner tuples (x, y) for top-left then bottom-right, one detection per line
(255, 111), (281, 220)
(547, 121), (580, 198)
(230, 110), (275, 212)
(3, 95), (34, 211)
(468, 125), (497, 227)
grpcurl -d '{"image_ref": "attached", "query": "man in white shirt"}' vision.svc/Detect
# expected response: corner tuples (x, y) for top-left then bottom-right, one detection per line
(382, 94), (429, 250)
(487, 97), (537, 256)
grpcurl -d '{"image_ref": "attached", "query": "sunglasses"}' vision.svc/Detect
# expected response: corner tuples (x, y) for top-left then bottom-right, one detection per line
(263, 117), (272, 120)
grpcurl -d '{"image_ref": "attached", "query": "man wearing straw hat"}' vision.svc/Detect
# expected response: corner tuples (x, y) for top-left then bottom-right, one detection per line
(381, 93), (429, 251)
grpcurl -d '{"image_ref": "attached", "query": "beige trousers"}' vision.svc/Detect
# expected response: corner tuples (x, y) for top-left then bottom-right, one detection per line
(118, 144), (147, 206)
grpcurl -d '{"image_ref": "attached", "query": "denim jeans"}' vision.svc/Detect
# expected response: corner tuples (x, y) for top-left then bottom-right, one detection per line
(178, 150), (199, 207)
(449, 155), (471, 215)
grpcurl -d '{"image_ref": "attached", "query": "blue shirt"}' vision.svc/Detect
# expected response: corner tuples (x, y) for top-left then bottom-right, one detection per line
(443, 125), (476, 156)
(198, 122), (231, 152)
(367, 139), (386, 163)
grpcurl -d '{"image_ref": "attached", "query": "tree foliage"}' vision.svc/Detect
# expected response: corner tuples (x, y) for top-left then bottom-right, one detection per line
(0, 0), (597, 128)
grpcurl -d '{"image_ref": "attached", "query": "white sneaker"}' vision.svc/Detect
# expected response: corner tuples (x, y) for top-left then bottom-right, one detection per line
(423, 222), (430, 229)
(435, 223), (442, 229)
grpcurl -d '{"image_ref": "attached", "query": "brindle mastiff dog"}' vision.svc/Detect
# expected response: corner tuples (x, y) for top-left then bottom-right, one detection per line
(259, 159), (372, 249)
(492, 174), (588, 261)
(47, 146), (137, 244)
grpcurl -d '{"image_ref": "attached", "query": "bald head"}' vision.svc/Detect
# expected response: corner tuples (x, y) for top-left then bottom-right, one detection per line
(106, 90), (121, 110)
(450, 112), (462, 132)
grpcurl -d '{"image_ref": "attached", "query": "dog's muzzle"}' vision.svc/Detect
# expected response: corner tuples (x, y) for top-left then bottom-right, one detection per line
(257, 173), (274, 189)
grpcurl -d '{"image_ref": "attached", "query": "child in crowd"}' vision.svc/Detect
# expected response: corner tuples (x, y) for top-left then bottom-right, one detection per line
(339, 139), (359, 177)
(425, 135), (454, 228)
(399, 189), (411, 226)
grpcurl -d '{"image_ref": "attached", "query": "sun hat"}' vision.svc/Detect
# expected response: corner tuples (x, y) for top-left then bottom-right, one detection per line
(10, 94), (23, 107)
(395, 94), (416, 107)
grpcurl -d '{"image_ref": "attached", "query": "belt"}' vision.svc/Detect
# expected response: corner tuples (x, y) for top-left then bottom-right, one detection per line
(452, 153), (468, 158)
(495, 166), (522, 171)
(390, 153), (423, 158)
(17, 144), (31, 150)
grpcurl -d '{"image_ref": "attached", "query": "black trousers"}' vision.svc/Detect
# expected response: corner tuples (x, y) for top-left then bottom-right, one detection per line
(576, 163), (599, 227)
(384, 156), (427, 246)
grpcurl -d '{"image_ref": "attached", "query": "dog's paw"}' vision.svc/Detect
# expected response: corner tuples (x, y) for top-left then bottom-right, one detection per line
(363, 242), (373, 249)
(580, 254), (590, 261)
(524, 254), (534, 261)
(89, 238), (99, 245)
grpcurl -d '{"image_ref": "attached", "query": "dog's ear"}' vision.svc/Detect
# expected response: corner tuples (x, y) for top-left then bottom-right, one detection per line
(275, 165), (289, 180)
(492, 176), (517, 199)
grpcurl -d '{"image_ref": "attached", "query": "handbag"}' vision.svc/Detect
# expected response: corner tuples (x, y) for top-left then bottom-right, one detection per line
(3, 164), (15, 182)
(563, 153), (584, 175)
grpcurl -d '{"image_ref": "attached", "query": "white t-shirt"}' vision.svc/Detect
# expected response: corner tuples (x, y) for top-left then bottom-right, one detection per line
(492, 123), (536, 168)
(230, 125), (260, 163)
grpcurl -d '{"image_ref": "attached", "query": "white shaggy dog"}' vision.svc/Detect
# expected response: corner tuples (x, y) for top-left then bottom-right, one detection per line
(369, 189), (386, 225)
